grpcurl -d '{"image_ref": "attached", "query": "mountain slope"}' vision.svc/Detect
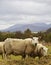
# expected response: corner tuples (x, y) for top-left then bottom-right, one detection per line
(1, 23), (51, 32)
(46, 28), (51, 32)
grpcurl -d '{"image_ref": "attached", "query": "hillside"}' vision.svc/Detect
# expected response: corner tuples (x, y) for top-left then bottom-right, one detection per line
(1, 23), (51, 32)
(47, 28), (51, 32)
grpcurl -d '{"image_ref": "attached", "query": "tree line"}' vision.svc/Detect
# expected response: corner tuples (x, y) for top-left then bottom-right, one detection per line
(0, 29), (51, 43)
(0, 29), (33, 41)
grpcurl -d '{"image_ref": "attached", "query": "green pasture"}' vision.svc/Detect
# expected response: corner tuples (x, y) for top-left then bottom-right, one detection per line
(46, 45), (51, 55)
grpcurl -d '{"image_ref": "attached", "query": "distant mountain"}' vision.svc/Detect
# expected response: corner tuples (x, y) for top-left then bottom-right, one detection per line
(46, 28), (51, 33)
(1, 23), (51, 32)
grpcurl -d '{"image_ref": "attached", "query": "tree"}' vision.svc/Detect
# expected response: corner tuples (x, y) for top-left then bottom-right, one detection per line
(24, 29), (32, 38)
(15, 31), (23, 39)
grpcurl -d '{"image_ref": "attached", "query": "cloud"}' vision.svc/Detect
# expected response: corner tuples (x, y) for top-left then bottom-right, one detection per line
(0, 0), (51, 29)
(0, 0), (47, 15)
(0, 20), (14, 30)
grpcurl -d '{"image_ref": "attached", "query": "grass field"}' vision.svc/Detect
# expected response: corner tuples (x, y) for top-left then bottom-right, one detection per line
(0, 45), (51, 65)
(46, 45), (51, 55)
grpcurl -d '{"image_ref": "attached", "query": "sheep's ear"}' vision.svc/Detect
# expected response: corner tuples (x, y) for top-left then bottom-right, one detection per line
(32, 37), (34, 40)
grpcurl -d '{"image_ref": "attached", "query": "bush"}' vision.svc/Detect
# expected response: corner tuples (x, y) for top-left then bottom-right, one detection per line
(0, 29), (51, 43)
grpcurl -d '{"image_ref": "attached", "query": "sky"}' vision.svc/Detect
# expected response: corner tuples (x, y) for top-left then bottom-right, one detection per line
(0, 0), (51, 30)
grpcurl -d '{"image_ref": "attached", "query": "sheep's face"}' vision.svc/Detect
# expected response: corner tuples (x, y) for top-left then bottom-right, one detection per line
(32, 37), (39, 46)
(33, 37), (39, 43)
(40, 46), (48, 56)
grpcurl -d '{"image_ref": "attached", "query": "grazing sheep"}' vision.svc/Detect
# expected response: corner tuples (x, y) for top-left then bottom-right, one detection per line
(32, 43), (48, 58)
(3, 38), (36, 59)
(3, 38), (48, 59)
(0, 42), (4, 59)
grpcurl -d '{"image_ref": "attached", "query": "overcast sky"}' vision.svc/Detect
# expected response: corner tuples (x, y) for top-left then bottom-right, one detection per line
(0, 0), (51, 30)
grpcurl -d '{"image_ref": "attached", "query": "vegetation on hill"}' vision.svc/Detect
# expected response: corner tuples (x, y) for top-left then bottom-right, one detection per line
(0, 28), (51, 43)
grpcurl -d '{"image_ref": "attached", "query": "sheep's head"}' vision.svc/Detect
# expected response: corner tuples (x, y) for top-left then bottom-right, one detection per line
(39, 46), (48, 57)
(32, 37), (39, 46)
